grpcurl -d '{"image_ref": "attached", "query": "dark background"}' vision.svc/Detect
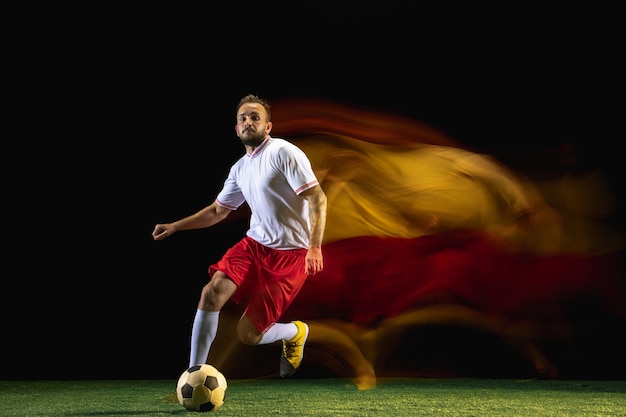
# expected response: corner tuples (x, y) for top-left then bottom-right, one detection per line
(5, 4), (623, 380)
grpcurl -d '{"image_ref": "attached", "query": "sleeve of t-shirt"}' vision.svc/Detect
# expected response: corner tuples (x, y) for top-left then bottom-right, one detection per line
(280, 143), (319, 195)
(215, 167), (246, 210)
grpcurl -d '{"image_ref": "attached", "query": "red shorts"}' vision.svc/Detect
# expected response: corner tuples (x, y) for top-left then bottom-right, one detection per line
(209, 236), (308, 333)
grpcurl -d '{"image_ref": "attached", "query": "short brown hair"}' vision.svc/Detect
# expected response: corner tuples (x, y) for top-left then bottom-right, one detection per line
(237, 94), (272, 121)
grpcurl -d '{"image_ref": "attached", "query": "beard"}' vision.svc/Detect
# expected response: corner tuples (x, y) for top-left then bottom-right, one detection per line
(239, 129), (266, 147)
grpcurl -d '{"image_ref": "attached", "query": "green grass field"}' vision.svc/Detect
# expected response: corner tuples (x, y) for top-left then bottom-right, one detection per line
(1, 378), (625, 416)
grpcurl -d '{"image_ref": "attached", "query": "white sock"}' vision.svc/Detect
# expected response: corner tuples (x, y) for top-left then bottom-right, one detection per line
(189, 310), (219, 367)
(259, 322), (298, 344)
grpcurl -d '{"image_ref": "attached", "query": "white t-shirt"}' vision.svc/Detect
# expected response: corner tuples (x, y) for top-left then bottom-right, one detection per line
(216, 136), (319, 250)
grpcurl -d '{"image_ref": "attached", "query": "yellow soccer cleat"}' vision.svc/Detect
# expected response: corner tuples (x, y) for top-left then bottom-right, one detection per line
(279, 321), (309, 377)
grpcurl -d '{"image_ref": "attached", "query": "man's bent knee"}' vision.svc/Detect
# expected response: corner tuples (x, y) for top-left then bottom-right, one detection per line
(237, 317), (262, 345)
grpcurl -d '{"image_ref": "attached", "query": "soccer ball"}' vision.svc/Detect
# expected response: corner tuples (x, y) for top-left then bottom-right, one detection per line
(176, 364), (228, 412)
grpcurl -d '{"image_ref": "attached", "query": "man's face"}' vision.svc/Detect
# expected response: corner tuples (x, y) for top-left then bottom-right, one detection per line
(236, 103), (272, 147)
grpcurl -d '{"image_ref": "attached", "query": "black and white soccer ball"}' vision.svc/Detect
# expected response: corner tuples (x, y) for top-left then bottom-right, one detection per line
(176, 364), (228, 412)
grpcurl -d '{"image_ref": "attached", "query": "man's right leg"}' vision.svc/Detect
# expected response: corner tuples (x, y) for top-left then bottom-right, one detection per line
(189, 310), (220, 367)
(188, 273), (237, 367)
